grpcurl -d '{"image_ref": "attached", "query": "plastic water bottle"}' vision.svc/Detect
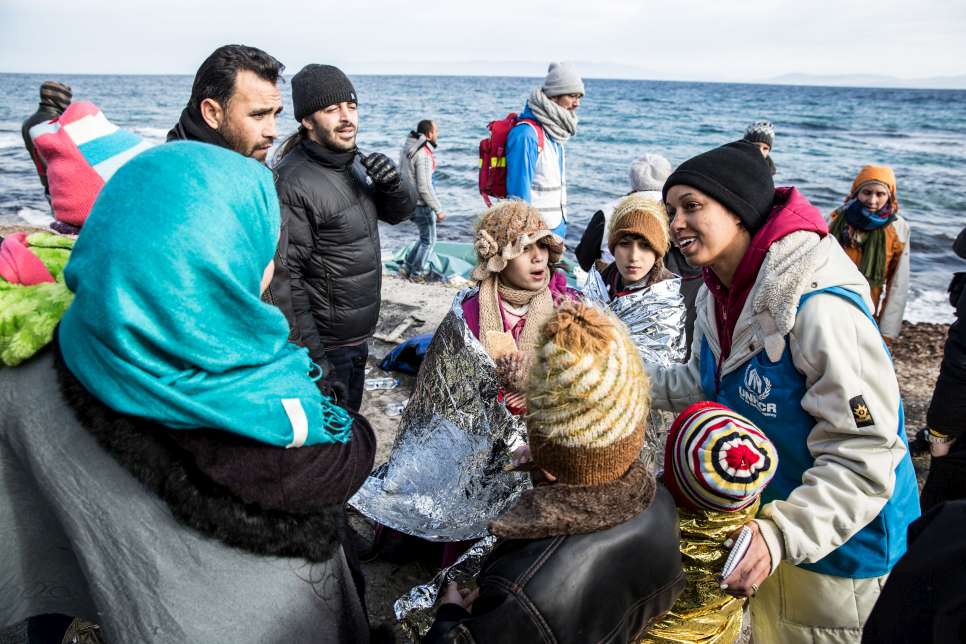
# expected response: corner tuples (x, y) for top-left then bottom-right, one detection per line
(385, 400), (408, 417)
(365, 377), (399, 391)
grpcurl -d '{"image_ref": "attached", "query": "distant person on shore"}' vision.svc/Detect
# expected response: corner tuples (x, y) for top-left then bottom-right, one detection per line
(29, 101), (152, 235)
(828, 165), (910, 347)
(918, 225), (966, 511)
(743, 120), (777, 175)
(273, 64), (414, 412)
(651, 140), (919, 643)
(505, 62), (584, 238)
(398, 119), (445, 282)
(21, 81), (71, 203)
(167, 44), (283, 163)
(574, 154), (702, 356)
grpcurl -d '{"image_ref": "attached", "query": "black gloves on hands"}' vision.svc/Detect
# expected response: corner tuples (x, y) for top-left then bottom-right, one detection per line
(318, 377), (349, 405)
(361, 152), (401, 191)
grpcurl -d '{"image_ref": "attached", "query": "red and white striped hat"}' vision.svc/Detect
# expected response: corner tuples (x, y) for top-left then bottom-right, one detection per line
(663, 401), (778, 513)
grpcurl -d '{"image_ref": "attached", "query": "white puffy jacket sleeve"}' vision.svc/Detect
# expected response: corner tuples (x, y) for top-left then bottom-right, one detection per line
(755, 292), (907, 571)
(647, 322), (706, 414)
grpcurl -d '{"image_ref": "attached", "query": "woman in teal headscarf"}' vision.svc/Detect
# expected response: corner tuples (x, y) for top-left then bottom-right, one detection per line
(0, 142), (376, 643)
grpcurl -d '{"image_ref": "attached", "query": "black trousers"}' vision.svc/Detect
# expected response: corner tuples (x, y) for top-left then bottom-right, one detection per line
(921, 437), (966, 513)
(324, 342), (369, 413)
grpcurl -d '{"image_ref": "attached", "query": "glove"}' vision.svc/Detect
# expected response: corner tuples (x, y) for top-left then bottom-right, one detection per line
(361, 152), (401, 191)
(317, 376), (349, 405)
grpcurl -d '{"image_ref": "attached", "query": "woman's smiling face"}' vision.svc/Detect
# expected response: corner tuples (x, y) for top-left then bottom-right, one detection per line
(665, 185), (746, 268)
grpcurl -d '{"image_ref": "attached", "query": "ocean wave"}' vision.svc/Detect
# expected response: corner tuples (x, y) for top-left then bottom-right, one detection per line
(0, 132), (24, 150)
(905, 289), (956, 324)
(130, 127), (170, 143)
(14, 207), (52, 227)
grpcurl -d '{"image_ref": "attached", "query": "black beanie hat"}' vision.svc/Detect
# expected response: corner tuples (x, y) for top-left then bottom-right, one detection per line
(662, 140), (775, 232)
(292, 64), (357, 122)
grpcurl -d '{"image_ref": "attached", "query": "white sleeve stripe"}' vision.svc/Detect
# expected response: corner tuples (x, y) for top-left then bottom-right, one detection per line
(281, 399), (309, 448)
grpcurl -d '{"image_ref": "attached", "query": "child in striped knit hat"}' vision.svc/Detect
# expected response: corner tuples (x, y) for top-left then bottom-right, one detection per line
(642, 401), (778, 644)
(424, 301), (685, 643)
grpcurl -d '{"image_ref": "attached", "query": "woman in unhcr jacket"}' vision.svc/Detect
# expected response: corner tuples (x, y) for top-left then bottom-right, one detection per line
(0, 143), (377, 644)
(648, 140), (920, 644)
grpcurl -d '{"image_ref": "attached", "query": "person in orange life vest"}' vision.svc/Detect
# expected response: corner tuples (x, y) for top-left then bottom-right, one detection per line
(399, 119), (445, 281)
(505, 62), (584, 238)
(828, 165), (910, 347)
(649, 140), (919, 643)
(462, 201), (579, 414)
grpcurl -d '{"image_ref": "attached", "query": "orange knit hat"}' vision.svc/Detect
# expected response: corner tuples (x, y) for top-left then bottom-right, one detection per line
(850, 165), (899, 212)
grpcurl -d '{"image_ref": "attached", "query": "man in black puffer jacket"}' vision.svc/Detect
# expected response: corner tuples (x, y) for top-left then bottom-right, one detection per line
(274, 64), (414, 411)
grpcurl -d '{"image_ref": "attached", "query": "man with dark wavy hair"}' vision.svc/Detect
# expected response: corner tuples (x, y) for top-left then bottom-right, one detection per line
(166, 45), (328, 395)
(167, 44), (284, 163)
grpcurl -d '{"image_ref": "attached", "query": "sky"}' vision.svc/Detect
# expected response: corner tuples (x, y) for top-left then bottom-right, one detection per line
(2, 0), (965, 82)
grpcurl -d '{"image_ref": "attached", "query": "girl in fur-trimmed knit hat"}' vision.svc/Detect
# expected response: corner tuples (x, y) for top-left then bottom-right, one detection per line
(462, 200), (578, 413)
(424, 300), (686, 644)
(828, 165), (911, 345)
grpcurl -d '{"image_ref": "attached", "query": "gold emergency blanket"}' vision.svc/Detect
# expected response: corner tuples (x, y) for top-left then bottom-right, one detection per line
(640, 501), (759, 644)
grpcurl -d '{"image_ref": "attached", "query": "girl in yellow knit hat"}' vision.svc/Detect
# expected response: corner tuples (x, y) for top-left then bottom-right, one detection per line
(828, 165), (911, 346)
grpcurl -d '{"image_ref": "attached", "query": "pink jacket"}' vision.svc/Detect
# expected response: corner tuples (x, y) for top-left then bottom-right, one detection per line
(462, 270), (577, 341)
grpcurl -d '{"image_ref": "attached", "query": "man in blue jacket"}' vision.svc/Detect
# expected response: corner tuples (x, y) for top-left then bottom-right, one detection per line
(506, 62), (584, 238)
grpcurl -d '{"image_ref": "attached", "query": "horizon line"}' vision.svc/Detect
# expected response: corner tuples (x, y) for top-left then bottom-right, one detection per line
(1, 70), (964, 92)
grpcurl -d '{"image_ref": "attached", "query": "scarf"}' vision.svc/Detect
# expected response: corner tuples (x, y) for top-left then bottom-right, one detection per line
(166, 104), (231, 148)
(830, 199), (894, 288)
(479, 273), (554, 357)
(526, 87), (578, 144)
(59, 142), (352, 448)
(301, 137), (358, 168)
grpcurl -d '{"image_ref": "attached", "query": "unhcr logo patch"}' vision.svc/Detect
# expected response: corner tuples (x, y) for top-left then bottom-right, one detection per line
(738, 364), (777, 418)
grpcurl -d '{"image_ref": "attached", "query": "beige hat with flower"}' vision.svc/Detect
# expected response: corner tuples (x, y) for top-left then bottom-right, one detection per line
(471, 201), (564, 282)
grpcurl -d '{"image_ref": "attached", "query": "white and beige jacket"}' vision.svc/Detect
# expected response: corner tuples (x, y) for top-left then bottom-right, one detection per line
(649, 231), (909, 572)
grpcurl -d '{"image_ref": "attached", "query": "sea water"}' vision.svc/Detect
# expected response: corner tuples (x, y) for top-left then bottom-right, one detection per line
(1, 73), (963, 322)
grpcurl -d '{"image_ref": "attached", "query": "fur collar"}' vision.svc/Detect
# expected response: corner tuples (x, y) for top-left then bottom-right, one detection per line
(751, 230), (823, 338)
(52, 342), (345, 563)
(488, 461), (655, 539)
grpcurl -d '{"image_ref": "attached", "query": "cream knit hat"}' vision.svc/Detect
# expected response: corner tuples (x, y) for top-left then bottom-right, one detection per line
(527, 301), (650, 485)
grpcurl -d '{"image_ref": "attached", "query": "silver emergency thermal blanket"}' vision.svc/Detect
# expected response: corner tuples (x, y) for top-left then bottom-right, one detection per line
(349, 288), (529, 542)
(582, 267), (687, 369)
(394, 535), (498, 639)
